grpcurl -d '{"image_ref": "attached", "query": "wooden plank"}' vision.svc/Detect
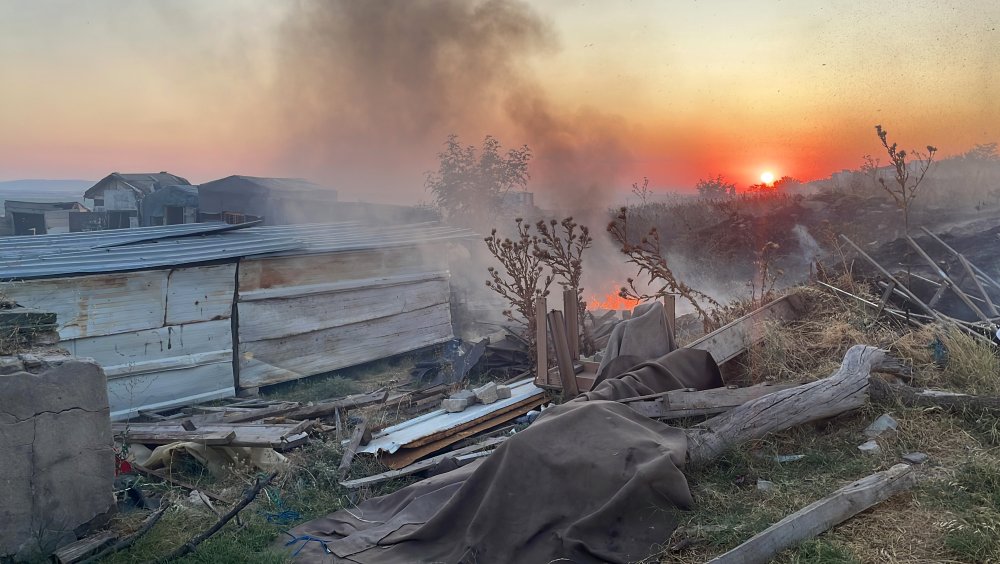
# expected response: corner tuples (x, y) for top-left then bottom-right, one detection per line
(534, 295), (549, 387)
(238, 278), (450, 341)
(54, 531), (118, 564)
(402, 394), (545, 449)
(224, 390), (388, 422)
(378, 397), (543, 469)
(341, 437), (507, 489)
(687, 291), (808, 365)
(563, 289), (580, 359)
(708, 464), (918, 564)
(238, 304), (454, 388)
(118, 429), (235, 445)
(0, 270), (168, 339)
(624, 382), (802, 419)
(548, 309), (580, 397)
(337, 418), (369, 480)
(116, 423), (308, 447)
(107, 362), (235, 421)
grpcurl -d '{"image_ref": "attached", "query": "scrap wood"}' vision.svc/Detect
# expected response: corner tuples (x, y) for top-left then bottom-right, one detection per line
(79, 504), (170, 564)
(404, 393), (543, 449)
(337, 418), (370, 480)
(226, 390), (388, 423)
(55, 531), (118, 564)
(623, 382), (803, 420)
(548, 309), (581, 397)
(378, 396), (544, 469)
(687, 291), (808, 366)
(131, 463), (231, 504)
(905, 235), (993, 325)
(115, 429), (235, 446)
(869, 377), (1000, 415)
(340, 437), (507, 489)
(152, 472), (278, 563)
(707, 464), (918, 564)
(115, 422), (312, 448)
(922, 226), (1000, 292)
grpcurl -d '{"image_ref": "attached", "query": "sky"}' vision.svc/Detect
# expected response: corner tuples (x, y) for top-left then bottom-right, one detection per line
(1, 0), (997, 205)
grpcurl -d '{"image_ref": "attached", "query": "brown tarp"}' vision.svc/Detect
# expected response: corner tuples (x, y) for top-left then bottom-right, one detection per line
(281, 348), (722, 563)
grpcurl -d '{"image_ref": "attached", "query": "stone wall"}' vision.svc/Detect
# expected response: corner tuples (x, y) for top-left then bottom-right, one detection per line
(0, 354), (114, 560)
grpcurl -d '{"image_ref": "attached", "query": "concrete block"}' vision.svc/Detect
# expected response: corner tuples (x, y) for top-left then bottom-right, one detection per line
(474, 382), (499, 404)
(496, 385), (512, 400)
(864, 413), (899, 438)
(442, 398), (469, 413)
(0, 356), (114, 559)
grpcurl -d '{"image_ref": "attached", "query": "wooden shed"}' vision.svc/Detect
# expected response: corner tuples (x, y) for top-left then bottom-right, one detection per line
(0, 222), (472, 419)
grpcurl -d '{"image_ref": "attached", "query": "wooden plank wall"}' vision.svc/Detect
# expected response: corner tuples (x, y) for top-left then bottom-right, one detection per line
(237, 247), (455, 388)
(0, 263), (238, 419)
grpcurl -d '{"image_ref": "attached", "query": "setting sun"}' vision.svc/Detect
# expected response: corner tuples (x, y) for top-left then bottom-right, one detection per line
(760, 171), (775, 185)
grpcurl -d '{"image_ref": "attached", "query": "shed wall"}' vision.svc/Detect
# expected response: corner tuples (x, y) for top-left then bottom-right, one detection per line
(236, 247), (454, 388)
(0, 263), (237, 419)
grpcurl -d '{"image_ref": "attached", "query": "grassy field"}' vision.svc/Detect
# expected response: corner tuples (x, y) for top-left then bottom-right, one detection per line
(91, 285), (1000, 563)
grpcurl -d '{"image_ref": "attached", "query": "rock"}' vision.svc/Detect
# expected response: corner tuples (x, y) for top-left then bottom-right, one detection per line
(757, 479), (774, 492)
(902, 452), (929, 465)
(496, 385), (512, 399)
(774, 454), (805, 463)
(474, 382), (499, 404)
(864, 413), (899, 438)
(858, 440), (882, 455)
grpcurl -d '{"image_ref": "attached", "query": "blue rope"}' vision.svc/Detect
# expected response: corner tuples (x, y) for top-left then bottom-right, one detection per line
(284, 533), (333, 556)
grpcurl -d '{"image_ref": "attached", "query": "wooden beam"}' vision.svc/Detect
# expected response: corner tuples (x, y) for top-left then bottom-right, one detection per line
(840, 235), (946, 323)
(662, 294), (676, 338)
(337, 418), (369, 480)
(340, 437), (507, 489)
(686, 291), (808, 365)
(921, 227), (1000, 292)
(55, 531), (118, 564)
(959, 254), (1000, 318)
(547, 309), (580, 397)
(563, 289), (580, 359)
(117, 430), (235, 445)
(707, 464), (918, 564)
(534, 295), (549, 387)
(906, 236), (992, 324)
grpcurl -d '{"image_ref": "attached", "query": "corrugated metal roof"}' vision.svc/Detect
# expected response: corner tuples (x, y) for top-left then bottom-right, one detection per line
(0, 221), (477, 280)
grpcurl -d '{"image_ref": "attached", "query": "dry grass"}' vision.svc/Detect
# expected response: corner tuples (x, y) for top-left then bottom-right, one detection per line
(660, 283), (1000, 563)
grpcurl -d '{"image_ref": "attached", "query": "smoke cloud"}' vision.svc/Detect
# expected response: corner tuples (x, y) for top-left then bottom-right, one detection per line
(273, 0), (629, 207)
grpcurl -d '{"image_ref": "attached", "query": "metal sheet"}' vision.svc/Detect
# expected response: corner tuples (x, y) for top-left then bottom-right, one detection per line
(360, 379), (545, 455)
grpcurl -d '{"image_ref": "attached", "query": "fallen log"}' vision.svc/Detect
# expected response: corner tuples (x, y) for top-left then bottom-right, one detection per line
(621, 381), (802, 421)
(707, 463), (918, 564)
(869, 377), (1000, 416)
(57, 531), (118, 564)
(687, 345), (893, 465)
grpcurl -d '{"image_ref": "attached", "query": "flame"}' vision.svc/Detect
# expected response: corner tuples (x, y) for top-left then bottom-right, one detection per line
(588, 286), (641, 311)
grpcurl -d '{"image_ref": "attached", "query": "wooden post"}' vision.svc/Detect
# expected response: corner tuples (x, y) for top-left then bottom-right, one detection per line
(563, 289), (579, 360)
(662, 294), (676, 338)
(959, 254), (999, 318)
(708, 464), (918, 564)
(547, 309), (580, 397)
(534, 295), (549, 386)
(906, 236), (991, 324)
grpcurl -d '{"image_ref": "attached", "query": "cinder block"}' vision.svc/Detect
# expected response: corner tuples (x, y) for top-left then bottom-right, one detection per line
(442, 398), (469, 413)
(496, 385), (512, 399)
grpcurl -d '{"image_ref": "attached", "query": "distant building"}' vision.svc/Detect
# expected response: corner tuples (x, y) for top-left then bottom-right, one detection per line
(84, 172), (190, 228)
(141, 185), (199, 226)
(198, 175), (338, 225)
(3, 200), (89, 235)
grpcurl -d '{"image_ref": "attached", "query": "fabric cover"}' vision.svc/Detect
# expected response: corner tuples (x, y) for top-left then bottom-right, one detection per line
(596, 301), (677, 383)
(281, 348), (722, 563)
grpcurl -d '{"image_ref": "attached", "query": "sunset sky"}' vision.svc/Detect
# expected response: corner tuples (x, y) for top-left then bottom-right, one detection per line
(1, 0), (997, 205)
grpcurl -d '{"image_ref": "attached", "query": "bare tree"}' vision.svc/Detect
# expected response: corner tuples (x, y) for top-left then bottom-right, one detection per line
(874, 125), (937, 233)
(534, 217), (592, 349)
(484, 219), (553, 364)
